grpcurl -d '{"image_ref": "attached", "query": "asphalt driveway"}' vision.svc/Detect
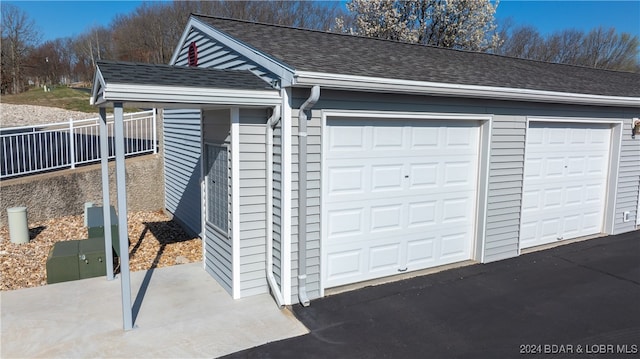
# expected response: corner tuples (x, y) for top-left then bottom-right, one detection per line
(226, 231), (640, 358)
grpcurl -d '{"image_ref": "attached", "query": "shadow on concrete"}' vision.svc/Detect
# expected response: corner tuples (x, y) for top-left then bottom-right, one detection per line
(131, 219), (196, 324)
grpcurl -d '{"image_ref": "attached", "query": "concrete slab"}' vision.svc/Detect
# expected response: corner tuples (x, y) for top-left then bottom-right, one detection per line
(1, 262), (308, 358)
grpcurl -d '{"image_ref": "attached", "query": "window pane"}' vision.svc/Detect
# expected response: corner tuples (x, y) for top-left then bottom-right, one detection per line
(206, 144), (228, 232)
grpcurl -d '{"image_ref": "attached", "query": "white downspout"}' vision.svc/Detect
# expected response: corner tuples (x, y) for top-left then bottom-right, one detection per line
(266, 105), (285, 307)
(297, 85), (320, 307)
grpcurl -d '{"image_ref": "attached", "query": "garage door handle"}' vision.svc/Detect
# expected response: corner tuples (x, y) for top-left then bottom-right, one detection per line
(398, 267), (407, 272)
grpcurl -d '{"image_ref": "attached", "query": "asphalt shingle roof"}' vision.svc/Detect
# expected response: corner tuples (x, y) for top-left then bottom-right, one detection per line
(195, 14), (639, 98)
(96, 60), (274, 91)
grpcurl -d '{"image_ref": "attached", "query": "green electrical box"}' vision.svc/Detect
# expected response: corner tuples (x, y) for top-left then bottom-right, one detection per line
(86, 206), (120, 257)
(46, 240), (80, 284)
(78, 237), (107, 279)
(46, 238), (110, 284)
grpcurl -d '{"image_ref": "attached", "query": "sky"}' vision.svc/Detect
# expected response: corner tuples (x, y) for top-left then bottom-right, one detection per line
(4, 0), (640, 43)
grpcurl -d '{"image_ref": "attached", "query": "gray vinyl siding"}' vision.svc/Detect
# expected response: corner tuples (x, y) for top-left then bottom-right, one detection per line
(614, 118), (640, 234)
(203, 110), (232, 294)
(272, 123), (283, 287)
(205, 224), (232, 294)
(238, 108), (269, 297)
(484, 116), (526, 262)
(173, 27), (277, 84)
(163, 108), (202, 235)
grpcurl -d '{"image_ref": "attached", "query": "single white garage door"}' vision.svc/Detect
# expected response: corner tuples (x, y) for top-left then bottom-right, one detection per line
(520, 122), (611, 249)
(323, 118), (480, 288)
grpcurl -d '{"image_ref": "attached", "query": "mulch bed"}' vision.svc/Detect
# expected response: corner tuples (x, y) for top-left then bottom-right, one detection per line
(0, 210), (202, 291)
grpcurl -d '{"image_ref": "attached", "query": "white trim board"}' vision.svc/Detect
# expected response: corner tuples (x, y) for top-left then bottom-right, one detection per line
(230, 107), (241, 299)
(281, 88), (293, 304)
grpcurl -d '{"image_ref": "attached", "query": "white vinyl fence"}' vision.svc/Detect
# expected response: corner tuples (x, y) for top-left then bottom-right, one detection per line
(1, 110), (157, 179)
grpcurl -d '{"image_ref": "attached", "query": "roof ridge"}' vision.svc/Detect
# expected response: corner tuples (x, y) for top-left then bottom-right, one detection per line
(191, 13), (639, 76)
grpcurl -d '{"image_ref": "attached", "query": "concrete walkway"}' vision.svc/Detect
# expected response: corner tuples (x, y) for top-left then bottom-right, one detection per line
(1, 262), (308, 358)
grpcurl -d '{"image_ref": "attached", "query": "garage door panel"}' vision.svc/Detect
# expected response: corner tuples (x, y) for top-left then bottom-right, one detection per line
(520, 122), (611, 249)
(369, 243), (401, 272)
(324, 118), (480, 288)
(326, 250), (363, 280)
(406, 237), (436, 266)
(326, 166), (365, 195)
(441, 232), (470, 259)
(408, 201), (437, 227)
(410, 127), (439, 148)
(373, 126), (403, 149)
(326, 208), (364, 239)
(409, 163), (439, 188)
(370, 204), (403, 232)
(444, 161), (476, 186)
(371, 165), (403, 191)
(327, 125), (365, 151)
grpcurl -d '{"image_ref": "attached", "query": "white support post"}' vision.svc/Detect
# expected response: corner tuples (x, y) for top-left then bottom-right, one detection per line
(68, 118), (75, 169)
(114, 103), (133, 331)
(99, 108), (115, 281)
(231, 107), (241, 299)
(152, 109), (157, 154)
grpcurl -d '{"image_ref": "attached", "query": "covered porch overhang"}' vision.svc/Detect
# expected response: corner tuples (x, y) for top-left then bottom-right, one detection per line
(91, 60), (281, 331)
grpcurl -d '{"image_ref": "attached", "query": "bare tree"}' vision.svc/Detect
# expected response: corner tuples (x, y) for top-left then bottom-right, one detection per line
(497, 24), (639, 72)
(1, 3), (40, 94)
(578, 27), (639, 71)
(182, 0), (345, 30)
(109, 0), (347, 64)
(497, 25), (544, 59)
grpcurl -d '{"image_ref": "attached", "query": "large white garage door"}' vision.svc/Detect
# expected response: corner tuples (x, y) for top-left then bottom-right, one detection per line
(520, 122), (611, 249)
(323, 118), (480, 288)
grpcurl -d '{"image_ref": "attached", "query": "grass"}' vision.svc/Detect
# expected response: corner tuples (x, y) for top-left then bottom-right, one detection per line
(1, 86), (140, 113)
(2, 86), (95, 112)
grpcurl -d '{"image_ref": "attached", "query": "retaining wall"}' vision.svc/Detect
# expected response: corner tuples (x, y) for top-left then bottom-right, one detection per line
(0, 154), (164, 227)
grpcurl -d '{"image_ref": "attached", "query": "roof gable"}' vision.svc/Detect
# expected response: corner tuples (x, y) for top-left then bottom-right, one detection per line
(170, 16), (296, 87)
(193, 14), (639, 100)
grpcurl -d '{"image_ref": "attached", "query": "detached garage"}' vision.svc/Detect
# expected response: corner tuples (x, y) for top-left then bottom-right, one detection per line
(97, 14), (639, 307)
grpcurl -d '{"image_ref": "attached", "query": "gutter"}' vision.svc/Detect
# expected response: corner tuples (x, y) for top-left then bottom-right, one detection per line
(294, 71), (640, 108)
(297, 85), (320, 307)
(266, 105), (285, 307)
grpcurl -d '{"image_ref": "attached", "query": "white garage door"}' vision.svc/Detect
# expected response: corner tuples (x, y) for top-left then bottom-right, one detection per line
(323, 118), (480, 288)
(520, 122), (611, 249)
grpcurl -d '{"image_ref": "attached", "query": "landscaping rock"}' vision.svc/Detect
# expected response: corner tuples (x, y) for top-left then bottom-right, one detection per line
(0, 210), (202, 291)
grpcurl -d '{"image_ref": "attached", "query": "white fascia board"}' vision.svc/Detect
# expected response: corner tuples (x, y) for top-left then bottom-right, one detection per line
(169, 18), (195, 65)
(295, 71), (640, 108)
(189, 17), (296, 86)
(102, 83), (282, 107)
(90, 71), (106, 106)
